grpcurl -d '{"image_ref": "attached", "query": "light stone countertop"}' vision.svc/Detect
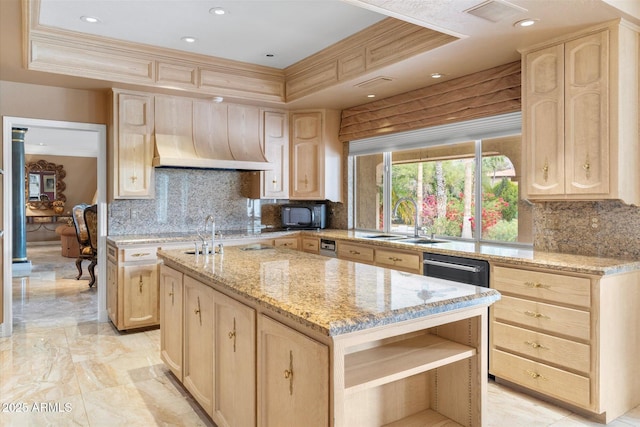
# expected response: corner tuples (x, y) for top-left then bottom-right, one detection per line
(107, 228), (640, 276)
(306, 230), (640, 276)
(158, 245), (500, 337)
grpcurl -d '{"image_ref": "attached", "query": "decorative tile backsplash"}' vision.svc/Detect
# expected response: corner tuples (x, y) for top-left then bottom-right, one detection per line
(532, 200), (640, 260)
(108, 168), (348, 235)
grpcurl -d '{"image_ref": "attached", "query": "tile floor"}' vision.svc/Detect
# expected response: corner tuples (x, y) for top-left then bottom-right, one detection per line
(1, 245), (639, 426)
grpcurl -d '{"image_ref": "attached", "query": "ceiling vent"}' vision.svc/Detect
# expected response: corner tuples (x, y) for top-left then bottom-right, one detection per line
(354, 76), (393, 89)
(464, 0), (526, 23)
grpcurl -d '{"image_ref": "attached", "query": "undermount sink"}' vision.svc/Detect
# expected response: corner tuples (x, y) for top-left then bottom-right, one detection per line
(363, 234), (408, 240)
(400, 238), (446, 245)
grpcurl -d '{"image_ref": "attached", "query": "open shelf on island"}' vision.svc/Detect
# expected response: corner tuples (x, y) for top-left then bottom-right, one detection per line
(382, 408), (464, 427)
(344, 333), (476, 393)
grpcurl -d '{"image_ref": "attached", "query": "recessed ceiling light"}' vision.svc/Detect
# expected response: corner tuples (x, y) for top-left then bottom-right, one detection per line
(514, 18), (538, 28)
(80, 16), (100, 23)
(212, 96), (224, 103)
(210, 7), (226, 15)
(367, 94), (376, 98)
(181, 36), (197, 43)
(431, 73), (444, 79)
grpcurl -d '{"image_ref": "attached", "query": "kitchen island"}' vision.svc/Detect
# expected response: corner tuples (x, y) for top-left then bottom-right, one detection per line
(157, 245), (500, 427)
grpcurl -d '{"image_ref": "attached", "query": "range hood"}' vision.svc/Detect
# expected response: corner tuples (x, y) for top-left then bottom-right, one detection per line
(153, 133), (274, 171)
(151, 96), (275, 171)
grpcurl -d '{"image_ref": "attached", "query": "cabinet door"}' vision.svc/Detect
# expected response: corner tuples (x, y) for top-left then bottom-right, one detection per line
(300, 237), (319, 254)
(273, 237), (298, 250)
(523, 44), (565, 196)
(114, 92), (155, 199)
(121, 263), (159, 329)
(183, 276), (214, 417)
(258, 315), (329, 427)
(160, 265), (183, 380)
(106, 258), (118, 325)
(564, 30), (609, 195)
(290, 112), (323, 199)
(213, 292), (256, 427)
(262, 110), (289, 199)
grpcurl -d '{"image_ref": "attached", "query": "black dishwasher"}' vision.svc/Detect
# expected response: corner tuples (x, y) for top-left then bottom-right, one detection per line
(422, 252), (489, 287)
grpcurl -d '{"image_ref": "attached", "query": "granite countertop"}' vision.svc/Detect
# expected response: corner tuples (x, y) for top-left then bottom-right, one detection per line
(108, 228), (640, 276)
(307, 230), (640, 276)
(158, 246), (500, 337)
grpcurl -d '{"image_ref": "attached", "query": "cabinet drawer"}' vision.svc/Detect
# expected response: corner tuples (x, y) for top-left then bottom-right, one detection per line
(301, 237), (319, 254)
(122, 246), (158, 262)
(491, 349), (590, 408)
(274, 237), (298, 250)
(337, 242), (374, 263)
(375, 249), (421, 273)
(493, 295), (590, 341)
(492, 322), (590, 374)
(493, 266), (591, 308)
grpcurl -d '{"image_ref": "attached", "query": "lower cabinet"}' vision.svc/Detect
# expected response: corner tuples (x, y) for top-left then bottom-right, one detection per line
(213, 292), (256, 427)
(159, 266), (328, 427)
(183, 275), (215, 417)
(490, 264), (640, 423)
(258, 315), (329, 427)
(107, 243), (160, 330)
(159, 264), (183, 380)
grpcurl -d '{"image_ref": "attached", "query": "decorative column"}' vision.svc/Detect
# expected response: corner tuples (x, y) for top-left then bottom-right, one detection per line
(12, 128), (29, 266)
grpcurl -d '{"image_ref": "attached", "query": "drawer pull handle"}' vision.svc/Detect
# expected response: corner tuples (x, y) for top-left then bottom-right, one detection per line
(132, 252), (152, 257)
(228, 318), (237, 352)
(388, 256), (402, 262)
(526, 370), (547, 380)
(525, 281), (550, 289)
(349, 250), (361, 255)
(525, 341), (549, 350)
(524, 311), (549, 319)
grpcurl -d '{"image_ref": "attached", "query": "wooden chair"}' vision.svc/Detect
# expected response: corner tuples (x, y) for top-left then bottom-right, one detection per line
(71, 204), (97, 287)
(83, 204), (98, 288)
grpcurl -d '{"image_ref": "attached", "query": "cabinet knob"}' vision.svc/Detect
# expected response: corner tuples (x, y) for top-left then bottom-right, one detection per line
(524, 281), (550, 289)
(524, 310), (549, 319)
(525, 341), (549, 350)
(526, 370), (547, 380)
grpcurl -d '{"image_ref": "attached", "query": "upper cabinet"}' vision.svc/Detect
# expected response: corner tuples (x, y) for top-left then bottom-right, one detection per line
(110, 89), (155, 199)
(243, 109), (290, 200)
(521, 20), (639, 205)
(290, 110), (343, 202)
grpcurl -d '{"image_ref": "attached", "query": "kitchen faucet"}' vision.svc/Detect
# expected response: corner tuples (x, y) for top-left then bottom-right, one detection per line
(392, 197), (420, 238)
(204, 214), (215, 253)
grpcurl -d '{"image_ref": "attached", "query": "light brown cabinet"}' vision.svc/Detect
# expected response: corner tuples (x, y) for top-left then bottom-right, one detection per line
(336, 241), (374, 264)
(110, 90), (155, 199)
(273, 237), (298, 250)
(244, 110), (290, 199)
(183, 275), (215, 417)
(300, 236), (320, 254)
(521, 20), (640, 205)
(258, 315), (329, 427)
(213, 292), (256, 427)
(106, 243), (160, 330)
(490, 263), (640, 423)
(159, 264), (183, 380)
(290, 110), (342, 202)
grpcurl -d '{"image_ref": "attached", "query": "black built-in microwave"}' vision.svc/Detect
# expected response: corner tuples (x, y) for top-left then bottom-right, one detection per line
(281, 203), (327, 229)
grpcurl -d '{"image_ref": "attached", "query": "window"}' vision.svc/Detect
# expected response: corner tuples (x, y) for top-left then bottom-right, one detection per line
(353, 136), (532, 245)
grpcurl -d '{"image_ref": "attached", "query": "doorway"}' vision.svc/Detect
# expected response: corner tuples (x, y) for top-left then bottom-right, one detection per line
(1, 117), (107, 338)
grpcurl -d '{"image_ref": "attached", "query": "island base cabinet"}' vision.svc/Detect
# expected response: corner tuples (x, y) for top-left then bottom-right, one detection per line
(159, 265), (183, 380)
(183, 276), (214, 417)
(213, 292), (256, 427)
(258, 315), (329, 427)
